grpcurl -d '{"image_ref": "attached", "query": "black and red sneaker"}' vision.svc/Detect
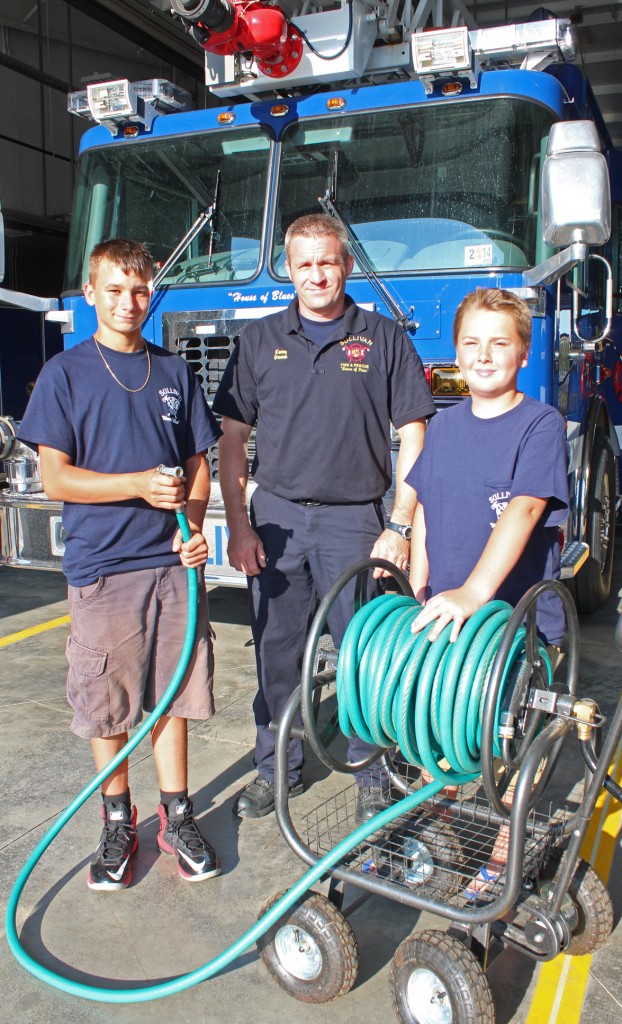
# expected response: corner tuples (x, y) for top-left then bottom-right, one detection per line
(157, 797), (221, 882)
(87, 801), (138, 891)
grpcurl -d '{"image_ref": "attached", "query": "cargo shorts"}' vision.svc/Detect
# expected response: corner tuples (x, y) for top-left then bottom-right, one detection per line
(66, 564), (215, 739)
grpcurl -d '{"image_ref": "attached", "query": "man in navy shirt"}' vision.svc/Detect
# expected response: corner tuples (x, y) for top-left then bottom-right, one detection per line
(213, 213), (435, 820)
(19, 239), (222, 890)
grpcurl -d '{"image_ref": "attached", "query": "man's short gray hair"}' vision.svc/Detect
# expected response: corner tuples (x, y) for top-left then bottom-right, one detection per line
(284, 214), (350, 264)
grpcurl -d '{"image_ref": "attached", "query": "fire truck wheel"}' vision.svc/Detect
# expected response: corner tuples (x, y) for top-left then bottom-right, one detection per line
(389, 930), (496, 1024)
(257, 890), (359, 1002)
(569, 429), (615, 614)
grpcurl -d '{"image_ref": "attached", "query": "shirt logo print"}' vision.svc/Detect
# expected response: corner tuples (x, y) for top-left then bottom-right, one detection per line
(340, 335), (372, 374)
(159, 387), (182, 424)
(274, 348), (288, 360)
(489, 489), (510, 528)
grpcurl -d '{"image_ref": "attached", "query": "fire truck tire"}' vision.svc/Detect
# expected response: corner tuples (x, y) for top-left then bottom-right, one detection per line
(569, 429), (615, 614)
(389, 930), (496, 1024)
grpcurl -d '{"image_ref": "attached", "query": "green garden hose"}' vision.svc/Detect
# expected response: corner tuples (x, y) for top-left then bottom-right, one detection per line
(6, 545), (551, 1003)
(336, 592), (552, 789)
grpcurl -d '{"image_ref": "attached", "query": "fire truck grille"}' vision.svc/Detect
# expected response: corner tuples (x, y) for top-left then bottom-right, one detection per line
(161, 311), (257, 480)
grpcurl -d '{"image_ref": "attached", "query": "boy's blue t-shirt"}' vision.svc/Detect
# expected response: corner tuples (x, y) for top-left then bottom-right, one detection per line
(406, 395), (569, 645)
(19, 338), (221, 586)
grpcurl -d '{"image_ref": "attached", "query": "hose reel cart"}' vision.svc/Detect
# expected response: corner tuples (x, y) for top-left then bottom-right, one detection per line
(258, 559), (621, 1024)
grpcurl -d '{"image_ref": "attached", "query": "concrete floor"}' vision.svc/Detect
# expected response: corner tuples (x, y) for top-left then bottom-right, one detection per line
(0, 555), (621, 1024)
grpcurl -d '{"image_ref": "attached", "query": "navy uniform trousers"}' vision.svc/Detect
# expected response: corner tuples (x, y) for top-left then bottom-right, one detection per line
(248, 486), (388, 785)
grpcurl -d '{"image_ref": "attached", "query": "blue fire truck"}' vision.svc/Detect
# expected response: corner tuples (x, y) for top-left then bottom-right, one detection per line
(0, 1), (620, 612)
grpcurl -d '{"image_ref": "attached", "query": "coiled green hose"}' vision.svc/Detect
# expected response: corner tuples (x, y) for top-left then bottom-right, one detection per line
(6, 553), (550, 1003)
(337, 593), (552, 789)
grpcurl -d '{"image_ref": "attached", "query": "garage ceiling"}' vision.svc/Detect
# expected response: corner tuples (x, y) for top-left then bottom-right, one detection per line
(64, 0), (205, 80)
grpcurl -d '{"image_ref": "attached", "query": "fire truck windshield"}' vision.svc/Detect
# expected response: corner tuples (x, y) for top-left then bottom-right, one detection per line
(64, 125), (271, 291)
(273, 97), (555, 276)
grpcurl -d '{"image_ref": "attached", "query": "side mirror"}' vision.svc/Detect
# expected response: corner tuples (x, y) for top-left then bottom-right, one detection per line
(541, 120), (611, 248)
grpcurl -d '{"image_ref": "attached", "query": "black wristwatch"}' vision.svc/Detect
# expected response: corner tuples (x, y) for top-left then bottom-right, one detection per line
(387, 520), (412, 540)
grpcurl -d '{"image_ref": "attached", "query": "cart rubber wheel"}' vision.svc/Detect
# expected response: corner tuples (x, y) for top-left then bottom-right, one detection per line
(541, 856), (614, 956)
(257, 890), (359, 1002)
(568, 429), (615, 614)
(389, 930), (495, 1024)
(400, 817), (465, 898)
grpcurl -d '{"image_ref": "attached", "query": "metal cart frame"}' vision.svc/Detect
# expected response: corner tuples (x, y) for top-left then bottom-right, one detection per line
(258, 561), (621, 1023)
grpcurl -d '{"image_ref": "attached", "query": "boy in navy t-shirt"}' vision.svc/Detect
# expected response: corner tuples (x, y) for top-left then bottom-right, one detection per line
(405, 286), (569, 895)
(19, 239), (223, 891)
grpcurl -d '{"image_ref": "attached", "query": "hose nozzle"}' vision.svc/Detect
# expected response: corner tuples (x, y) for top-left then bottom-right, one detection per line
(170, 0), (213, 21)
(156, 464), (184, 478)
(170, 0), (234, 31)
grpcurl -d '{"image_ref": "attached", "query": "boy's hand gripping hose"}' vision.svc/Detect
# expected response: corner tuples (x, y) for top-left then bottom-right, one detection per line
(6, 552), (559, 1003)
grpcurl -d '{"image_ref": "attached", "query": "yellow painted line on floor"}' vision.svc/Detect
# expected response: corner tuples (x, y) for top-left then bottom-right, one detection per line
(0, 614), (70, 647)
(525, 738), (622, 1024)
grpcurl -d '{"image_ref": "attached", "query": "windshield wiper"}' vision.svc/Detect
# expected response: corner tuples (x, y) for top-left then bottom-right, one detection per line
(152, 170), (221, 290)
(318, 189), (418, 334)
(205, 169), (221, 271)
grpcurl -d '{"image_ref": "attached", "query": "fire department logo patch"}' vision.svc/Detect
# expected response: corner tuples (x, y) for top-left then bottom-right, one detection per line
(488, 488), (510, 529)
(159, 387), (182, 425)
(340, 335), (372, 373)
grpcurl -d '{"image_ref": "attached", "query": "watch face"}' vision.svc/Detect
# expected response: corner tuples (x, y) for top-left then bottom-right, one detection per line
(389, 521), (411, 539)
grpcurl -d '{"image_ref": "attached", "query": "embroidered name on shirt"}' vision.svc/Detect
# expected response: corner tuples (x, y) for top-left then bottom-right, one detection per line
(340, 335), (372, 373)
(274, 349), (288, 360)
(159, 387), (182, 424)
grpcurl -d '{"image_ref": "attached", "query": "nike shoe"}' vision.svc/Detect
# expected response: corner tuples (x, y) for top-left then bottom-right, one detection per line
(157, 797), (221, 882)
(87, 801), (138, 891)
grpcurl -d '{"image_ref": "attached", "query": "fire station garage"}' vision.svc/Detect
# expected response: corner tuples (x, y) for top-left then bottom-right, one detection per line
(1, 4), (621, 1024)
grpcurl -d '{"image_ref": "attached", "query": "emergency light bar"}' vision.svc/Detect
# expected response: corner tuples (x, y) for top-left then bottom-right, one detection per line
(411, 19), (576, 89)
(68, 79), (192, 135)
(471, 20), (576, 70)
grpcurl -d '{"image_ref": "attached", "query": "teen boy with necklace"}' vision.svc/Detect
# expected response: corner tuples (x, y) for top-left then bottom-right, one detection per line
(19, 239), (223, 890)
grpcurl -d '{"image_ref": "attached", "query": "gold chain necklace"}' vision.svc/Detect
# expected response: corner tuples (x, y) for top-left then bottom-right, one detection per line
(94, 337), (151, 393)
